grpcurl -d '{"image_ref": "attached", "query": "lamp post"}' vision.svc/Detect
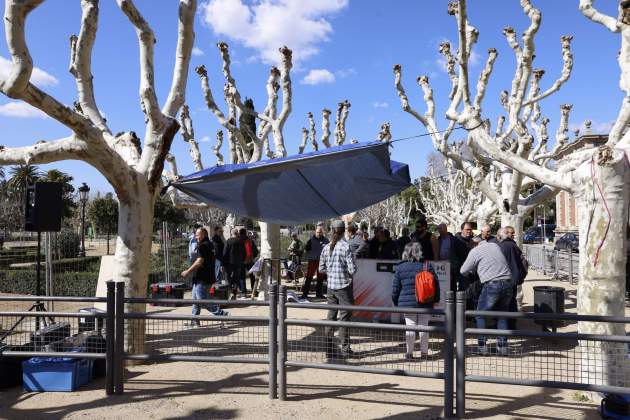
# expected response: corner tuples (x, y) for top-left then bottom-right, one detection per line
(78, 183), (90, 257)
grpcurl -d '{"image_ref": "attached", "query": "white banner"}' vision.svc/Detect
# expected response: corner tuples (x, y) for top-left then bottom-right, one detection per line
(352, 259), (451, 322)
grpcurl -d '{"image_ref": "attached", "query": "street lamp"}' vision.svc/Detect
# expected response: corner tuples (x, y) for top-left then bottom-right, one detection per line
(78, 182), (90, 257)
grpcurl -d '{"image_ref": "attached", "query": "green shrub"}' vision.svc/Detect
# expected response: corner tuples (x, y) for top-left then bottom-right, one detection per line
(55, 229), (80, 258)
(0, 270), (98, 296)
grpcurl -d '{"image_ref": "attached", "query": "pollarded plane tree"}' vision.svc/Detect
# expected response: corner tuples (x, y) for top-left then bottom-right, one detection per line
(409, 0), (630, 387)
(0, 0), (197, 354)
(419, 158), (483, 233)
(394, 9), (573, 245)
(190, 42), (294, 284)
(301, 100), (351, 152)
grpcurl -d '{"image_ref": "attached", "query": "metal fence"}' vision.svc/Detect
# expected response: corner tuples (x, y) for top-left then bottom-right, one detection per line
(0, 284), (117, 394)
(454, 291), (630, 418)
(522, 244), (578, 284)
(3, 286), (630, 418)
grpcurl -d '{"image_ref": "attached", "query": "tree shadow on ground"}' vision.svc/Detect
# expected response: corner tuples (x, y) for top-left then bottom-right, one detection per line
(0, 369), (267, 419)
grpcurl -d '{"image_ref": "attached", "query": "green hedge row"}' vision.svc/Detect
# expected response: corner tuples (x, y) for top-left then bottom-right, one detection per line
(0, 256), (100, 272)
(0, 270), (98, 297)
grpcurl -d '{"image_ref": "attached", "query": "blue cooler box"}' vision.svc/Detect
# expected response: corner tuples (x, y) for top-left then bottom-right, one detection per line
(22, 357), (93, 392)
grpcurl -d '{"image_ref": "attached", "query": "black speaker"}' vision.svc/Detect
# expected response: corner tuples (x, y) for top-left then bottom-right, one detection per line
(24, 182), (63, 232)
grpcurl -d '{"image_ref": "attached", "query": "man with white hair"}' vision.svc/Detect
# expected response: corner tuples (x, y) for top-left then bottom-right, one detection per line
(477, 225), (495, 242)
(460, 235), (513, 355)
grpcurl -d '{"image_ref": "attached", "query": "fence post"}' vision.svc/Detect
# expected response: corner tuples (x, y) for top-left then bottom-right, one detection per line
(114, 281), (125, 395)
(105, 281), (115, 395)
(268, 283), (278, 399)
(456, 291), (467, 419)
(444, 291), (455, 418)
(568, 251), (574, 284)
(278, 285), (288, 401)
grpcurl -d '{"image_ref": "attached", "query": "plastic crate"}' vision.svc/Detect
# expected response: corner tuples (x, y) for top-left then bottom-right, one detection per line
(22, 357), (93, 392)
(150, 282), (186, 306)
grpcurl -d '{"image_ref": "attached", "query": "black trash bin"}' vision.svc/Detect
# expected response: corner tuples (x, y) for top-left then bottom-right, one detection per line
(533, 286), (565, 332)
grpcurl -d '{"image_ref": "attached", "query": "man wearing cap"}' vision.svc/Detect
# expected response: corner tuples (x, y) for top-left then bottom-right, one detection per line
(319, 220), (358, 358)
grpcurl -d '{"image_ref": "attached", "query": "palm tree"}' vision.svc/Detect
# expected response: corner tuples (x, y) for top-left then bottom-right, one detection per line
(7, 164), (41, 195)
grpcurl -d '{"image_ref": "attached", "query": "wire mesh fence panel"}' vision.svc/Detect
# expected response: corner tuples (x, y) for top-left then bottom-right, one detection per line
(464, 334), (630, 387)
(1, 313), (108, 354)
(124, 317), (269, 360)
(286, 323), (445, 375)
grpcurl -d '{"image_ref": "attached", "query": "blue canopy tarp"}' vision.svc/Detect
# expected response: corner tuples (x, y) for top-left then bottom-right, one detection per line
(171, 141), (411, 225)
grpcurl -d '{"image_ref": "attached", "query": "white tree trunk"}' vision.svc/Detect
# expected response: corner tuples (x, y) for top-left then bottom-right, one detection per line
(257, 221), (280, 300)
(114, 182), (156, 355)
(574, 153), (630, 386)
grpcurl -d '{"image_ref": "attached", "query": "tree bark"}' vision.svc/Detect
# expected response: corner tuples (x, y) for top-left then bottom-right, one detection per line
(258, 221), (280, 300)
(573, 150), (630, 386)
(113, 180), (156, 355)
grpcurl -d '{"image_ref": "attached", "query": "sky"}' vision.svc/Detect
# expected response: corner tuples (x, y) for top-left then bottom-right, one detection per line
(0, 0), (623, 196)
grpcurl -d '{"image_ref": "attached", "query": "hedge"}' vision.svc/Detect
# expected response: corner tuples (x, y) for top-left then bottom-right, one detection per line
(0, 256), (100, 272)
(0, 270), (98, 297)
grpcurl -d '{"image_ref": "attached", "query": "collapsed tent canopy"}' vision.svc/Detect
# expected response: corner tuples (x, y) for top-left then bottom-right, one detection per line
(172, 141), (411, 225)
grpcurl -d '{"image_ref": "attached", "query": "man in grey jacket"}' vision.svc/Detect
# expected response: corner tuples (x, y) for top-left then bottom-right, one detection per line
(460, 237), (513, 355)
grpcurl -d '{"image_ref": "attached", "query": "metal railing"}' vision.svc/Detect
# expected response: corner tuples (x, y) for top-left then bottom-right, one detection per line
(454, 291), (630, 418)
(0, 283), (117, 394)
(522, 244), (578, 284)
(278, 286), (455, 415)
(4, 285), (630, 418)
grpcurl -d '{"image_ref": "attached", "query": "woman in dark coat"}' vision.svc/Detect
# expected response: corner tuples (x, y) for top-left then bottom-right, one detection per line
(392, 242), (440, 359)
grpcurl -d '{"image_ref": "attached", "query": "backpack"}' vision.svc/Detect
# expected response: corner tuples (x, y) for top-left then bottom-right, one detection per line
(244, 239), (254, 263)
(415, 263), (438, 304)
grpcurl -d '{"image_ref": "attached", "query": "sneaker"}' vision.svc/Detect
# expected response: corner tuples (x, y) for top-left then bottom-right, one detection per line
(497, 345), (509, 356)
(405, 353), (414, 360)
(477, 345), (488, 355)
(186, 321), (201, 327)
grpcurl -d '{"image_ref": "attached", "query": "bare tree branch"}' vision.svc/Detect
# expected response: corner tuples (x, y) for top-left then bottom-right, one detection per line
(162, 0), (196, 118)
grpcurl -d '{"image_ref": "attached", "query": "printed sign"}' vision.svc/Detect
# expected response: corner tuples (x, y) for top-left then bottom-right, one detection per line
(352, 259), (451, 322)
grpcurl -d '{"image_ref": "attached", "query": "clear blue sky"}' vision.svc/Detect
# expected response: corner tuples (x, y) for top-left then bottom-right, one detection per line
(0, 0), (622, 195)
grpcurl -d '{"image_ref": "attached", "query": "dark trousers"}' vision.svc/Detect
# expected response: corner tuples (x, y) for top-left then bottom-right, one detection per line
(302, 260), (325, 297)
(325, 285), (354, 352)
(475, 280), (513, 347)
(226, 264), (244, 293)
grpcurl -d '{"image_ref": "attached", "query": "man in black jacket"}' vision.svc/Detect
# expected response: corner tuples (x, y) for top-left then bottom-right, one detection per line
(497, 226), (528, 313)
(211, 226), (225, 283)
(223, 228), (246, 299)
(181, 228), (226, 325)
(437, 223), (469, 292)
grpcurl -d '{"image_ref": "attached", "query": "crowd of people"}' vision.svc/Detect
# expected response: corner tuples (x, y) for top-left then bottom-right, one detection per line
(180, 219), (528, 358)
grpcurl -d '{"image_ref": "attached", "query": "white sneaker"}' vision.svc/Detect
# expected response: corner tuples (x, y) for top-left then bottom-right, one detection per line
(497, 346), (508, 356)
(477, 345), (488, 355)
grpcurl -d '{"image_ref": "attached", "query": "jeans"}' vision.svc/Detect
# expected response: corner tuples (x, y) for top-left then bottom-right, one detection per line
(404, 313), (432, 355)
(215, 259), (223, 284)
(476, 280), (513, 347)
(191, 282), (220, 316)
(325, 285), (354, 352)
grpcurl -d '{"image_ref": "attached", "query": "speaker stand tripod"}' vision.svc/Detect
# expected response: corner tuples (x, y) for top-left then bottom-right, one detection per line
(0, 231), (54, 346)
